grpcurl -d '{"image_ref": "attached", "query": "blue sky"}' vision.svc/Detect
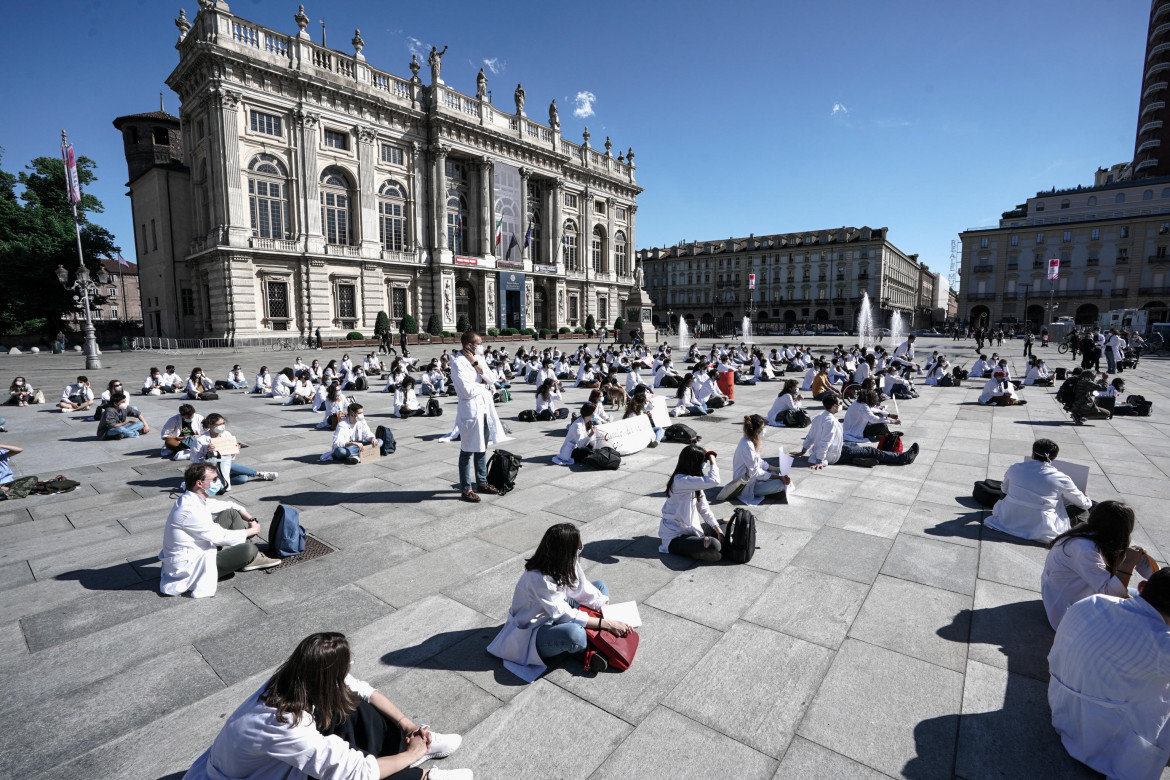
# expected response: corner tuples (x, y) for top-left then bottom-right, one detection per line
(0, 0), (1153, 278)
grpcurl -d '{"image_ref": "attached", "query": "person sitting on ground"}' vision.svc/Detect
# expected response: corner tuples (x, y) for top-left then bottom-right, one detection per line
(97, 392), (150, 440)
(323, 359), (341, 384)
(392, 376), (426, 418)
(185, 367), (216, 400)
(142, 367), (168, 396)
(161, 365), (184, 393)
(672, 373), (710, 416)
(985, 438), (1091, 542)
(970, 354), (992, 378)
(1070, 372), (1111, 424)
(1098, 377), (1136, 416)
(311, 378), (333, 412)
(286, 375), (315, 406)
(587, 388), (615, 424)
(189, 414), (277, 492)
(728, 414), (793, 505)
(159, 463), (279, 598)
(842, 389), (900, 442)
(0, 443), (26, 499)
(317, 384), (346, 430)
(420, 360), (446, 396)
(789, 394), (919, 470)
(342, 365), (369, 392)
(266, 368), (295, 400)
(1024, 358), (1054, 387)
(57, 375), (94, 412)
(882, 367), (918, 399)
(810, 362), (835, 401)
(767, 379), (804, 428)
(331, 403), (383, 464)
(222, 364), (248, 390)
(252, 366), (273, 395)
(487, 522), (629, 681)
(654, 358), (681, 389)
(851, 355), (875, 385)
(362, 352), (383, 377)
(160, 403), (204, 460)
(183, 631), (470, 780)
(307, 359), (322, 382)
(535, 378), (568, 421)
(1047, 567), (1170, 780)
(1042, 500), (1157, 631)
(7, 376), (33, 406)
(978, 370), (1025, 406)
(624, 390), (662, 447)
(553, 402), (598, 466)
(659, 444), (725, 561)
(291, 356), (309, 379)
(382, 358), (406, 393)
(924, 356), (951, 386)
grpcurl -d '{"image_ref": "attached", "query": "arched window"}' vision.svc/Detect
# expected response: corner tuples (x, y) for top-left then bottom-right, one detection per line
(447, 193), (467, 254)
(592, 225), (607, 274)
(564, 220), (579, 271)
(320, 167), (353, 245)
(615, 230), (628, 277)
(1116, 193), (1126, 204)
(1087, 196), (1097, 206)
(377, 180), (407, 252)
(1060, 199), (1070, 209)
(248, 154), (289, 239)
(1163, 188), (1170, 198)
(1144, 190), (1154, 201)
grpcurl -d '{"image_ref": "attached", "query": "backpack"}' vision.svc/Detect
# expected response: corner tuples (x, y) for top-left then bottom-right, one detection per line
(1056, 379), (1077, 406)
(198, 391), (219, 401)
(426, 397), (442, 417)
(878, 431), (904, 454)
(584, 446), (622, 470)
(486, 448), (521, 494)
(723, 507), (757, 563)
(1128, 394), (1153, 417)
(374, 425), (397, 455)
(447, 384), (458, 396)
(268, 504), (306, 558)
(663, 423), (701, 444)
(517, 409), (538, 423)
(31, 475), (81, 495)
(579, 605), (639, 672)
(784, 408), (811, 428)
(494, 388), (511, 403)
(973, 479), (1004, 508)
(938, 374), (955, 387)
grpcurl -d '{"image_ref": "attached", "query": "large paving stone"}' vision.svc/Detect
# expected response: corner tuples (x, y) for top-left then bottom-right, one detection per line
(665, 621), (834, 759)
(789, 526), (893, 584)
(772, 737), (891, 780)
(848, 575), (973, 672)
(20, 578), (176, 652)
(592, 705), (777, 780)
(966, 578), (1055, 683)
(797, 638), (964, 779)
(645, 561), (773, 631)
(357, 537), (515, 608)
(0, 520), (127, 570)
(743, 565), (869, 650)
(0, 621), (28, 661)
(0, 559), (34, 592)
(826, 498), (910, 539)
(880, 532), (979, 596)
(454, 680), (632, 780)
(976, 534), (1048, 593)
(899, 503), (984, 548)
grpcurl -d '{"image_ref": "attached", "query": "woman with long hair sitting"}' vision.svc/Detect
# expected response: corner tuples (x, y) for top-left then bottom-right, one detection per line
(586, 387), (613, 424)
(487, 523), (631, 681)
(659, 444), (725, 561)
(392, 375), (427, 418)
(535, 378), (569, 421)
(1042, 500), (1158, 630)
(189, 413), (277, 492)
(673, 373), (710, 416)
(728, 414), (793, 505)
(182, 632), (470, 779)
(766, 379), (802, 427)
(553, 402), (597, 465)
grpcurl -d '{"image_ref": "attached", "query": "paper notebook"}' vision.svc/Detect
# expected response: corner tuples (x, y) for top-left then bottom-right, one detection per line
(602, 601), (642, 628)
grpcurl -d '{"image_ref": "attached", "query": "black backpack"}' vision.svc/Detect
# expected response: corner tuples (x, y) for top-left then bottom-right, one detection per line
(784, 409), (811, 428)
(374, 425), (397, 455)
(517, 409), (538, 423)
(723, 507), (757, 563)
(663, 423), (701, 444)
(1128, 394), (1153, 417)
(973, 479), (1004, 508)
(486, 448), (521, 494)
(426, 397), (442, 417)
(584, 446), (622, 470)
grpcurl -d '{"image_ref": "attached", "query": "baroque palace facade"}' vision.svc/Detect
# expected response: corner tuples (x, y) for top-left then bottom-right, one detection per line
(117, 1), (641, 339)
(637, 227), (936, 335)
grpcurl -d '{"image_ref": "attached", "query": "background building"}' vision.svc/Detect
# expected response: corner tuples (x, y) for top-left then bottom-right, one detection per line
(638, 227), (936, 335)
(63, 257), (142, 328)
(116, 3), (641, 340)
(1133, 0), (1170, 179)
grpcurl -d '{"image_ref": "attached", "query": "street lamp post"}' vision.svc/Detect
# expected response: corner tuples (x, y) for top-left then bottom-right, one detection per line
(55, 263), (107, 370)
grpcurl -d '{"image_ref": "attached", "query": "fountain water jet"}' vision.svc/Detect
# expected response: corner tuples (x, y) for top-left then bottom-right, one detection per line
(890, 310), (906, 349)
(742, 315), (753, 345)
(678, 317), (691, 351)
(857, 292), (874, 349)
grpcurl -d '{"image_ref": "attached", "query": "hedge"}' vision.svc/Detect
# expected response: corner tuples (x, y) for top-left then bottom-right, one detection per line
(401, 314), (419, 335)
(346, 331), (364, 340)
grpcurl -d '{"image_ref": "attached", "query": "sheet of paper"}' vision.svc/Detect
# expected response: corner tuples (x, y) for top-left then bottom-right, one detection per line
(777, 449), (794, 477)
(601, 601), (642, 627)
(1020, 457), (1090, 494)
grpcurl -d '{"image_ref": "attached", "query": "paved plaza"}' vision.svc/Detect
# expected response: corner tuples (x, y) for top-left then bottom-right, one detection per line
(2, 336), (1168, 779)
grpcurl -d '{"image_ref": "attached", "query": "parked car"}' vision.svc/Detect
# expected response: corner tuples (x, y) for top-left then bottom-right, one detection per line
(819, 328), (847, 336)
(911, 329), (942, 337)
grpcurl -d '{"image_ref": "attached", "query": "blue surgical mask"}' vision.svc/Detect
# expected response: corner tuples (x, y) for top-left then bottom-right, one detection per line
(207, 479), (223, 496)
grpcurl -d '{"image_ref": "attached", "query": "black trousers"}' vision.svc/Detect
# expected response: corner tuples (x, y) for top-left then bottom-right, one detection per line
(862, 422), (889, 439)
(322, 700), (423, 777)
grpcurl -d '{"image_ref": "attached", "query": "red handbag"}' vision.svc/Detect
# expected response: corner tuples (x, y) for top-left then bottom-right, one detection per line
(578, 605), (639, 672)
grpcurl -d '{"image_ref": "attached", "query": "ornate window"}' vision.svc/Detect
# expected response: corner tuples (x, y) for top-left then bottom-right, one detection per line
(615, 230), (628, 277)
(336, 282), (357, 320)
(592, 225), (607, 274)
(447, 194), (468, 254)
(377, 180), (408, 252)
(320, 167), (353, 245)
(526, 182), (542, 263)
(564, 220), (579, 271)
(248, 154), (289, 239)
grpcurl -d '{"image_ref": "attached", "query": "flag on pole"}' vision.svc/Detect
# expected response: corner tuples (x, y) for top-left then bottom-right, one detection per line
(523, 223), (532, 249)
(117, 253), (129, 268)
(495, 216), (504, 246)
(456, 214), (464, 241)
(60, 136), (80, 204)
(507, 233), (520, 261)
(1047, 257), (1060, 281)
(748, 273), (756, 290)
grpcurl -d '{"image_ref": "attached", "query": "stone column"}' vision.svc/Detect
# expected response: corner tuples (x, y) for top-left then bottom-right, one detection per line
(433, 145), (448, 251)
(357, 127), (380, 259)
(627, 205), (638, 281)
(581, 188), (593, 283)
(551, 178), (564, 270)
(605, 197), (615, 280)
(480, 155), (493, 258)
(224, 253), (258, 335)
(308, 258), (330, 335)
(361, 262), (382, 331)
(217, 89), (249, 248)
(411, 141), (425, 261)
(296, 109), (324, 254)
(519, 168), (530, 262)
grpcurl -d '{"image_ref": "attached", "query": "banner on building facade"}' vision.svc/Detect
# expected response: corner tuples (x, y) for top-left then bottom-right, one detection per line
(1047, 257), (1060, 280)
(493, 162), (522, 265)
(454, 256), (479, 266)
(533, 264), (558, 275)
(748, 273), (756, 290)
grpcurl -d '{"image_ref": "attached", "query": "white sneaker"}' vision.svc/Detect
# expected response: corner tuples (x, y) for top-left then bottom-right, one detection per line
(423, 769), (472, 780)
(258, 471), (278, 480)
(410, 730), (462, 768)
(241, 552), (281, 571)
(174, 450), (191, 461)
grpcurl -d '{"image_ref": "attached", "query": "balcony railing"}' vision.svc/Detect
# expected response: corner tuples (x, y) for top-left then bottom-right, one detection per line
(1086, 258), (1100, 266)
(1149, 255), (1170, 263)
(973, 265), (994, 274)
(1112, 289), (1130, 297)
(1140, 287), (1170, 295)
(324, 243), (361, 258)
(966, 292), (997, 300)
(250, 237), (298, 252)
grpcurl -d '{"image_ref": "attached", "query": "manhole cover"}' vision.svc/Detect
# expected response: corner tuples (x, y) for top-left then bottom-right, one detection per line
(264, 534), (335, 572)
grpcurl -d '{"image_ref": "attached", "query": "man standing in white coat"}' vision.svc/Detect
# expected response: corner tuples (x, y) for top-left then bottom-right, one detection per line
(159, 463), (278, 598)
(985, 439), (1091, 542)
(452, 330), (501, 503)
(1048, 568), (1170, 780)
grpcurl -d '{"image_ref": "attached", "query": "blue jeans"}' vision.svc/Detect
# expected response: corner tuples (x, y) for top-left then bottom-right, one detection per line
(535, 580), (610, 660)
(458, 418), (490, 490)
(228, 462), (256, 485)
(687, 403), (710, 416)
(753, 477), (788, 497)
(839, 442), (903, 466)
(107, 419), (144, 439)
(333, 441), (382, 462)
(651, 426), (665, 442)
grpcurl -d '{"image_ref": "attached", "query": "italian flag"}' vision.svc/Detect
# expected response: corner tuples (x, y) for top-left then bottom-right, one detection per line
(495, 216), (504, 246)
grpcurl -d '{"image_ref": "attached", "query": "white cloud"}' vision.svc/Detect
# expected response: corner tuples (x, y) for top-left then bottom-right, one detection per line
(406, 36), (430, 59)
(831, 102), (848, 117)
(874, 118), (912, 129)
(482, 57), (503, 75)
(573, 91), (596, 119)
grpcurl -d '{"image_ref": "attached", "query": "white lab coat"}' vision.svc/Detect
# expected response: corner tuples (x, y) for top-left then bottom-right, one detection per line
(842, 402), (885, 443)
(978, 378), (1018, 405)
(1024, 365), (1051, 386)
(486, 563), (608, 683)
(924, 363), (949, 386)
(659, 461), (721, 552)
(266, 373), (293, 399)
(160, 412), (204, 441)
(731, 437), (787, 506)
(625, 370), (645, 394)
(801, 410), (843, 466)
(158, 491), (248, 598)
(970, 359), (991, 377)
(554, 417), (593, 465)
(451, 352), (497, 453)
(1041, 536), (1133, 630)
(183, 675), (380, 780)
(392, 387), (421, 417)
(332, 417), (376, 451)
(1048, 594), (1170, 780)
(766, 393), (798, 426)
(985, 460), (1091, 542)
(535, 390), (561, 415)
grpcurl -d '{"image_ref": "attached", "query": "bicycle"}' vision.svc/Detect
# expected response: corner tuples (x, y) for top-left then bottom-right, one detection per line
(270, 338), (300, 351)
(1057, 342), (1069, 354)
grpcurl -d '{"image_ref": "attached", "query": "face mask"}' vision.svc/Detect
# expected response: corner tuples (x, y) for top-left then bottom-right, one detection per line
(15, 381), (23, 387)
(119, 402), (129, 410)
(213, 425), (226, 434)
(206, 479), (223, 496)
(475, 345), (485, 358)
(356, 414), (365, 422)
(114, 385), (123, 391)
(182, 417), (192, 424)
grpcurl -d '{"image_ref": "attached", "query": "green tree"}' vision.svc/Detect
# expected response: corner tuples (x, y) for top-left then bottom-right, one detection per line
(614, 316), (625, 333)
(374, 310), (391, 337)
(585, 314), (596, 333)
(456, 314), (471, 334)
(400, 314), (418, 335)
(425, 313), (442, 337)
(0, 150), (120, 334)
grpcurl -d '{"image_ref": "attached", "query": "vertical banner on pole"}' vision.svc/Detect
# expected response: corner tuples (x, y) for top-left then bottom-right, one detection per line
(60, 136), (81, 204)
(1047, 257), (1060, 281)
